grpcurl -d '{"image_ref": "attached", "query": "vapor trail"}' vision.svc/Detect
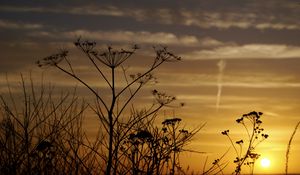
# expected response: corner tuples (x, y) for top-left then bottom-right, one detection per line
(216, 59), (226, 111)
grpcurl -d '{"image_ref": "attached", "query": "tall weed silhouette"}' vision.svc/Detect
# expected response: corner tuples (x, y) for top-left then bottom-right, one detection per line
(222, 111), (268, 175)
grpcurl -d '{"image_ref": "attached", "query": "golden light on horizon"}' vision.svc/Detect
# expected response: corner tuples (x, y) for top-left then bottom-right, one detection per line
(260, 158), (271, 168)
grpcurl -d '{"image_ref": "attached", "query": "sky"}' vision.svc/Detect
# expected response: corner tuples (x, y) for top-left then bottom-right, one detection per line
(1, 0), (300, 174)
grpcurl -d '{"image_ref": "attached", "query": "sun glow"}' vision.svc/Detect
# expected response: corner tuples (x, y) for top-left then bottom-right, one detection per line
(260, 158), (271, 168)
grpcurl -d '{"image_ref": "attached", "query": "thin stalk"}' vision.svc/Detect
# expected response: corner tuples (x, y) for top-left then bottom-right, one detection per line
(106, 67), (116, 175)
(171, 124), (176, 175)
(236, 121), (256, 175)
(286, 121), (300, 175)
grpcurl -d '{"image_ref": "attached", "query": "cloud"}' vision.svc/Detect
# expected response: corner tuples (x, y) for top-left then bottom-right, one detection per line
(0, 19), (43, 29)
(177, 94), (267, 103)
(0, 5), (169, 25)
(61, 5), (148, 21)
(0, 5), (146, 21)
(216, 60), (226, 111)
(222, 82), (300, 89)
(0, 6), (45, 13)
(183, 44), (300, 60)
(158, 71), (300, 89)
(199, 37), (225, 47)
(256, 23), (299, 30)
(63, 30), (198, 45)
(29, 28), (224, 47)
(69, 5), (125, 17)
(61, 30), (224, 47)
(2, 3), (299, 30)
(180, 10), (300, 30)
(181, 10), (252, 29)
(178, 1), (300, 30)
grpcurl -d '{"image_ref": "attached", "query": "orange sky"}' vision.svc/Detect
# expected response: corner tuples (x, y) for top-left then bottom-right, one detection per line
(1, 0), (300, 174)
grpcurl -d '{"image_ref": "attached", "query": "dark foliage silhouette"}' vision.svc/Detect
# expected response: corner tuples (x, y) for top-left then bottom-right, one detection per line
(120, 117), (204, 175)
(0, 76), (95, 174)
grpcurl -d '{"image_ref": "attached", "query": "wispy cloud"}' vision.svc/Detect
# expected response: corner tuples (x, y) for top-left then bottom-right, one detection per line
(63, 30), (198, 46)
(0, 5), (147, 21)
(0, 19), (43, 29)
(66, 30), (200, 45)
(0, 6), (45, 13)
(216, 60), (226, 111)
(180, 10), (300, 30)
(181, 10), (253, 29)
(255, 23), (299, 30)
(177, 94), (268, 103)
(34, 29), (224, 47)
(0, 5), (123, 16)
(222, 82), (300, 88)
(184, 44), (300, 60)
(162, 80), (300, 89)
(158, 72), (300, 89)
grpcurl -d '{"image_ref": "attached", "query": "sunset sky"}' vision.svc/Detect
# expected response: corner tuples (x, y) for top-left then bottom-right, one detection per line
(1, 0), (300, 174)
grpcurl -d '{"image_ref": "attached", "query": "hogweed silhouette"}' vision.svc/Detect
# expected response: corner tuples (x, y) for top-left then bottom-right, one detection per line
(36, 38), (187, 175)
(222, 111), (268, 175)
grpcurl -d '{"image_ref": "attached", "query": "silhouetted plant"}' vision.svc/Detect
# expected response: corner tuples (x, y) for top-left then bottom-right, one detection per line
(119, 116), (203, 175)
(221, 111), (268, 175)
(0, 76), (93, 175)
(285, 121), (300, 175)
(37, 38), (189, 175)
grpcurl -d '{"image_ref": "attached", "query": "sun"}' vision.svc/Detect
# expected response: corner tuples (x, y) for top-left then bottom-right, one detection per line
(260, 158), (271, 168)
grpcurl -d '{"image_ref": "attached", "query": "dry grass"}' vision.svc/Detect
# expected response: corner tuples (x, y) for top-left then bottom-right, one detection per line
(285, 121), (300, 175)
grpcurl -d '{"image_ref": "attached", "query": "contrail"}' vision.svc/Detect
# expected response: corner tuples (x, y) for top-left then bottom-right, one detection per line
(216, 59), (226, 111)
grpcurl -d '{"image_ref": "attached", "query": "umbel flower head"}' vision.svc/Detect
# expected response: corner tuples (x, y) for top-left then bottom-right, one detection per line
(162, 118), (182, 125)
(152, 89), (176, 105)
(130, 73), (157, 85)
(74, 37), (138, 68)
(154, 46), (181, 62)
(36, 50), (68, 67)
(95, 46), (136, 68)
(127, 130), (153, 144)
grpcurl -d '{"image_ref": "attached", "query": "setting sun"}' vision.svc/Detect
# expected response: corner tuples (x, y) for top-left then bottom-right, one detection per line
(261, 158), (271, 168)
